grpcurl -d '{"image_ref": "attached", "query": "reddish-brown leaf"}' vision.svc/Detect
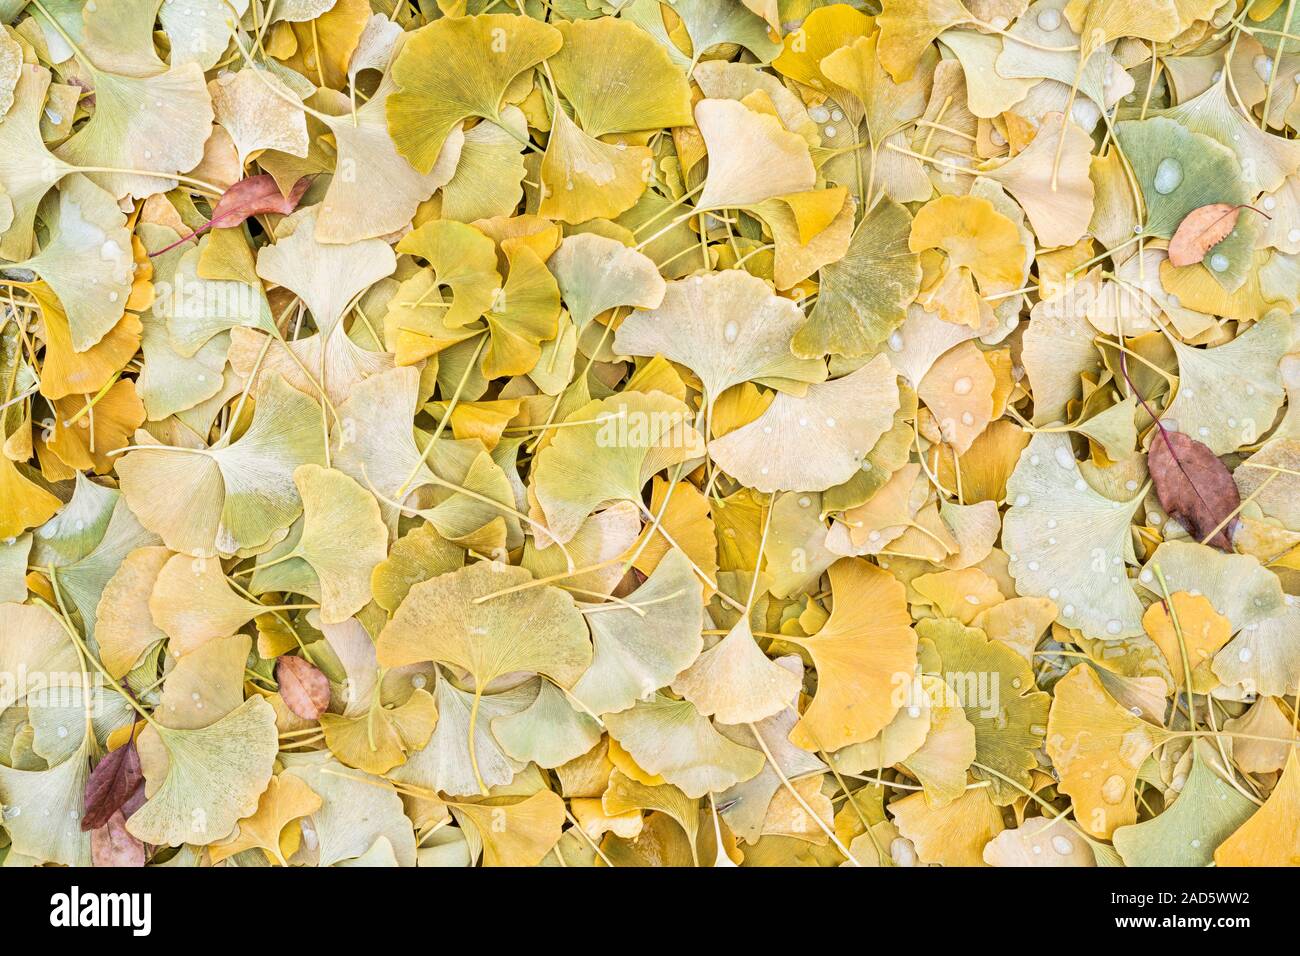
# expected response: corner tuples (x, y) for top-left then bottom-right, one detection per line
(1167, 203), (1242, 267)
(149, 175), (311, 257)
(276, 654), (331, 720)
(1147, 428), (1240, 551)
(82, 735), (143, 831)
(209, 174), (312, 226)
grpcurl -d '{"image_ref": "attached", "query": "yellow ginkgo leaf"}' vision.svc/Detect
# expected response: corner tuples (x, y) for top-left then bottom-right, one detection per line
(909, 194), (1027, 293)
(387, 14), (562, 174)
(209, 773), (323, 866)
(1046, 664), (1174, 839)
(785, 558), (917, 752)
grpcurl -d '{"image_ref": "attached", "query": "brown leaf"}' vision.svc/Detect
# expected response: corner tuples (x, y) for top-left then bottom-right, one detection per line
(1166, 203), (1242, 267)
(81, 735), (143, 831)
(91, 810), (147, 867)
(1147, 428), (1240, 551)
(276, 654), (331, 720)
(149, 175), (311, 257)
(209, 174), (312, 226)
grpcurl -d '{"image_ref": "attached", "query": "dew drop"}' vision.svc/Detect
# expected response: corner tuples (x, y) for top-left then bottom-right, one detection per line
(1106, 619), (1122, 635)
(1063, 604), (1075, 616)
(887, 331), (904, 352)
(1051, 835), (1074, 856)
(952, 376), (973, 395)
(1289, 228), (1300, 243)
(1036, 7), (1062, 30)
(1208, 252), (1230, 272)
(722, 320), (739, 343)
(1239, 646), (1253, 663)
(1013, 494), (1029, 507)
(1255, 54), (1274, 81)
(1053, 445), (1074, 469)
(1153, 158), (1183, 195)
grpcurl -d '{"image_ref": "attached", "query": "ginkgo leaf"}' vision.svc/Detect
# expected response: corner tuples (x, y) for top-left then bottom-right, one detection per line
(491, 680), (602, 770)
(386, 13), (562, 174)
(256, 205), (397, 338)
(890, 786), (1004, 867)
(1002, 432), (1146, 639)
(981, 113), (1096, 249)
(604, 693), (764, 799)
(921, 617), (1050, 804)
(1116, 116), (1252, 288)
(128, 696), (279, 847)
(695, 99), (816, 210)
(1215, 749), (1300, 866)
(793, 197), (921, 359)
(210, 773), (323, 866)
(1161, 312), (1292, 455)
(1111, 742), (1257, 867)
(530, 390), (704, 544)
(316, 66), (465, 244)
(278, 465), (388, 624)
(15, 174), (134, 352)
(1046, 664), (1174, 838)
(614, 270), (826, 412)
(450, 790), (566, 867)
(709, 354), (901, 493)
(209, 68), (309, 167)
(784, 558), (917, 752)
(57, 62), (214, 202)
(571, 548), (704, 716)
(672, 612), (800, 725)
(548, 233), (666, 330)
(877, 0), (973, 81)
(0, 65), (75, 260)
(117, 372), (327, 557)
(550, 16), (692, 139)
(376, 561), (590, 792)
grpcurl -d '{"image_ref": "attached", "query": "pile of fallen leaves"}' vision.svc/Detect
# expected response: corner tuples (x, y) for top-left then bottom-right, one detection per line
(2, 0), (1300, 868)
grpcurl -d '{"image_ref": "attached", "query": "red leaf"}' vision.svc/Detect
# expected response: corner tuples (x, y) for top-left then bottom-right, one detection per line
(276, 654), (331, 720)
(1147, 429), (1240, 551)
(148, 175), (311, 257)
(210, 174), (312, 225)
(82, 735), (143, 831)
(1167, 203), (1269, 268)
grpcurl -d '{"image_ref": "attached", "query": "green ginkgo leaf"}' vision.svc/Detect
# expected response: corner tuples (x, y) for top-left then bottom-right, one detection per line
(1002, 432), (1145, 639)
(14, 174), (133, 353)
(604, 693), (764, 798)
(117, 372), (327, 557)
(127, 696), (279, 847)
(1116, 116), (1252, 288)
(386, 13), (562, 174)
(1112, 742), (1256, 867)
(548, 232), (666, 330)
(793, 197), (920, 358)
(530, 389), (704, 543)
(570, 548), (704, 716)
(491, 680), (602, 769)
(921, 617), (1050, 805)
